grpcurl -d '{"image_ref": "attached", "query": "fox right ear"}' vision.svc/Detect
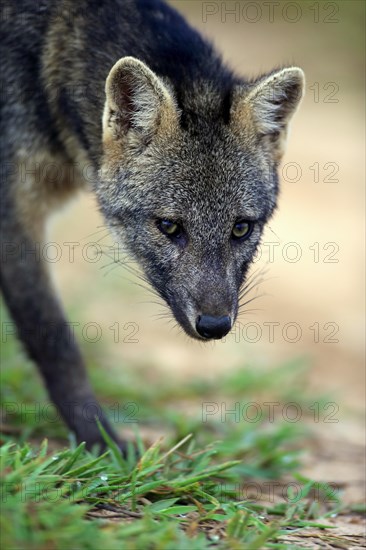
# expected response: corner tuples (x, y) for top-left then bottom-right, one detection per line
(103, 57), (179, 151)
(231, 67), (305, 162)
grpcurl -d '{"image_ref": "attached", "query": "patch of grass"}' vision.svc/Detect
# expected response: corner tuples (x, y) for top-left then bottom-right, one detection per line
(0, 303), (341, 548)
(0, 436), (338, 550)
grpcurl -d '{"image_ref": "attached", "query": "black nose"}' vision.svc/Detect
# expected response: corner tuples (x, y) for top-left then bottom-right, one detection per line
(196, 315), (232, 339)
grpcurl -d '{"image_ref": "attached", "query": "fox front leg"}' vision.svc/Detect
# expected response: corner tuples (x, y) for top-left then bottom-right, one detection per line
(0, 180), (124, 452)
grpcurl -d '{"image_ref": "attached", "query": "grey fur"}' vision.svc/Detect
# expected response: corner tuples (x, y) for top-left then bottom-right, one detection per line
(0, 0), (304, 449)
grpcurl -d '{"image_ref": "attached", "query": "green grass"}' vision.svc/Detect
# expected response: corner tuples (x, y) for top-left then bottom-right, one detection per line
(1, 304), (343, 549)
(1, 436), (340, 550)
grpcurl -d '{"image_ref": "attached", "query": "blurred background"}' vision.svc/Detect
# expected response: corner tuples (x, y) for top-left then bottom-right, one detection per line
(1, 3), (364, 545)
(48, 0), (364, 417)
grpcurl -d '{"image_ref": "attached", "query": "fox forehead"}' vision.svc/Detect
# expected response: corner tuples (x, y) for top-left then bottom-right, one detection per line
(107, 172), (276, 228)
(111, 138), (277, 223)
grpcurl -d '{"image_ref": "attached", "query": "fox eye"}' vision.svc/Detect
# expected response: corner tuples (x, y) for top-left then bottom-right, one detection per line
(232, 220), (253, 240)
(157, 219), (182, 238)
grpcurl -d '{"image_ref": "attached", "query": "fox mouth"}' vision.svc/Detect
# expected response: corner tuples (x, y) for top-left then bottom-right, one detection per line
(167, 297), (235, 341)
(150, 277), (238, 340)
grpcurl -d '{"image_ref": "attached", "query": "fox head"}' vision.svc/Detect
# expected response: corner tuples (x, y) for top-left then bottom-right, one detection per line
(97, 57), (304, 340)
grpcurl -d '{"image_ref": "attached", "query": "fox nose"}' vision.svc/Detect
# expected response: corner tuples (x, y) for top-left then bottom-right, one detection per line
(196, 315), (232, 340)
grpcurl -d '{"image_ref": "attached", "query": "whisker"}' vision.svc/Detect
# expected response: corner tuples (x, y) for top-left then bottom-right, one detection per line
(240, 265), (269, 293)
(240, 293), (266, 309)
(239, 276), (268, 300)
(80, 226), (111, 241)
(267, 225), (281, 241)
(237, 307), (263, 314)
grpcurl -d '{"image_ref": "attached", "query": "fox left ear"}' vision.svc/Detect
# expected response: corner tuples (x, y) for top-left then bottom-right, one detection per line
(102, 56), (179, 153)
(231, 67), (305, 162)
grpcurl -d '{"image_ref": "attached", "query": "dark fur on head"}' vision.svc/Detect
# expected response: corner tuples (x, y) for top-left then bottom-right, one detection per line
(98, 57), (304, 339)
(0, 0), (304, 450)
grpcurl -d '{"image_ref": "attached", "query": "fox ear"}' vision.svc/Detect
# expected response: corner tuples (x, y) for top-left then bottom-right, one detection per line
(231, 67), (305, 161)
(103, 56), (179, 149)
